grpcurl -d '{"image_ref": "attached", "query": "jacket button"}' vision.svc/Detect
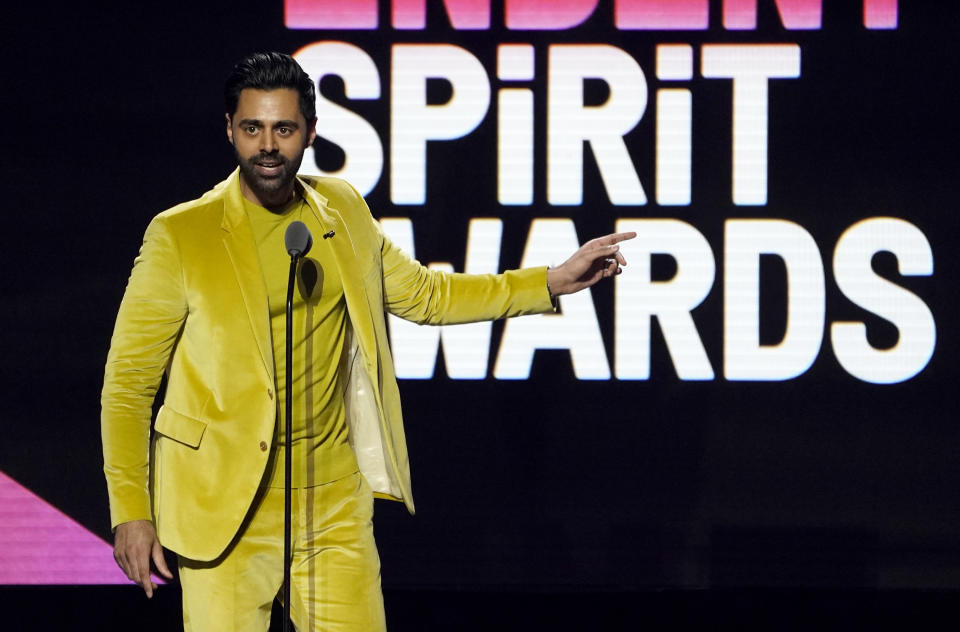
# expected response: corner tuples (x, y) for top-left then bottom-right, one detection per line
(259, 441), (268, 452)
(267, 388), (274, 400)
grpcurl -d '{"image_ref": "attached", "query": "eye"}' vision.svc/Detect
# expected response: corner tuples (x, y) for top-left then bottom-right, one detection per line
(277, 127), (292, 136)
(245, 125), (259, 135)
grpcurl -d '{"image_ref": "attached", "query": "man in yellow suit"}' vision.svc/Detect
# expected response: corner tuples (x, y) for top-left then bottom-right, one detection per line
(102, 52), (634, 631)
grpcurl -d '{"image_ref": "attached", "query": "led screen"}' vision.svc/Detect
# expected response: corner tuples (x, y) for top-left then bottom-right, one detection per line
(2, 0), (958, 590)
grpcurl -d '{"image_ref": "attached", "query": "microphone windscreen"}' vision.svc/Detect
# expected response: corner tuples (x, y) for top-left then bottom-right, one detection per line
(285, 220), (313, 257)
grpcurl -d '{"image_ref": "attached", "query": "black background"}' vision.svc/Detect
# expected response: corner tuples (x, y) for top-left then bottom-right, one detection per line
(2, 0), (959, 596)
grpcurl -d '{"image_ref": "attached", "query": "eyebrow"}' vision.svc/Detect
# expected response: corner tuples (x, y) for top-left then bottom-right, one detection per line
(237, 118), (300, 130)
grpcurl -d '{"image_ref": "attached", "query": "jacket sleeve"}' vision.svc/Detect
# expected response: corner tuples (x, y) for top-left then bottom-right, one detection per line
(376, 219), (555, 325)
(101, 215), (188, 529)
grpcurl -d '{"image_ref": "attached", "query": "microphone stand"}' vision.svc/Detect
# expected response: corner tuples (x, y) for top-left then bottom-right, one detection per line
(281, 220), (311, 632)
(283, 251), (299, 632)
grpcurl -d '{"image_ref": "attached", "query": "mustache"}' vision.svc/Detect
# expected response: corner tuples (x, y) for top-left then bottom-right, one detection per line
(248, 153), (289, 167)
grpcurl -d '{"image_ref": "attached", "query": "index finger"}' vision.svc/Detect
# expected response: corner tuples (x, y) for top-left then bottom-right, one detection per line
(595, 231), (637, 246)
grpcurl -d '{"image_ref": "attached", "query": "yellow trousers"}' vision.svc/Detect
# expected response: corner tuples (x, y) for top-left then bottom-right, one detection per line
(178, 472), (386, 632)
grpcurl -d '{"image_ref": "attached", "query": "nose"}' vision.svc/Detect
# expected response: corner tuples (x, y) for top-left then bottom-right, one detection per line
(259, 131), (277, 154)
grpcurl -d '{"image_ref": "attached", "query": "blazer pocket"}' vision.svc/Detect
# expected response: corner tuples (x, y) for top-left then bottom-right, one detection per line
(154, 405), (207, 448)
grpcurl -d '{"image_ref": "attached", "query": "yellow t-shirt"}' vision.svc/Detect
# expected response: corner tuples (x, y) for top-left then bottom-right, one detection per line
(242, 193), (358, 488)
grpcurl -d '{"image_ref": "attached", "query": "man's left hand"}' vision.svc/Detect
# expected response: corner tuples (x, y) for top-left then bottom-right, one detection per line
(546, 231), (637, 297)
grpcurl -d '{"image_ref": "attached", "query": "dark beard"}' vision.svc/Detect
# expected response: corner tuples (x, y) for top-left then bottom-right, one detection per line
(234, 149), (303, 199)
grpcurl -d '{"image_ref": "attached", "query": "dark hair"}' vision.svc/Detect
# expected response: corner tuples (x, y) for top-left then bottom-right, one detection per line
(224, 52), (316, 121)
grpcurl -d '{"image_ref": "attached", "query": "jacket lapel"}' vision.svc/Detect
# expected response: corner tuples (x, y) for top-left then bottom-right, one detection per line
(300, 181), (380, 374)
(219, 171), (274, 379)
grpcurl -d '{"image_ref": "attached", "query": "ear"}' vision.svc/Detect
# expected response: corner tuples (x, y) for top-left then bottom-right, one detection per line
(225, 113), (234, 144)
(305, 117), (317, 148)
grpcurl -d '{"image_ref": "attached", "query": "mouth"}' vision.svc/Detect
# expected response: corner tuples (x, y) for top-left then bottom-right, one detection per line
(253, 160), (284, 177)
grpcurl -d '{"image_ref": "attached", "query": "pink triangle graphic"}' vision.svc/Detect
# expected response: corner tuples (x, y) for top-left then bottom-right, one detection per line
(0, 469), (164, 585)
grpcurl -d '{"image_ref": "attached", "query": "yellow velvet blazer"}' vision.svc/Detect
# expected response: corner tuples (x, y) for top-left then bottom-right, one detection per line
(101, 170), (553, 561)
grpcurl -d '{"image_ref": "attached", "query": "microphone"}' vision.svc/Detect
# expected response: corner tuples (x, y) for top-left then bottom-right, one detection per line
(322, 230), (335, 240)
(284, 220), (313, 258)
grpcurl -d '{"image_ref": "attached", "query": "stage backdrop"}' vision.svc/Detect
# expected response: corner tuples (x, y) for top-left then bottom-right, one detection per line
(2, 0), (958, 589)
